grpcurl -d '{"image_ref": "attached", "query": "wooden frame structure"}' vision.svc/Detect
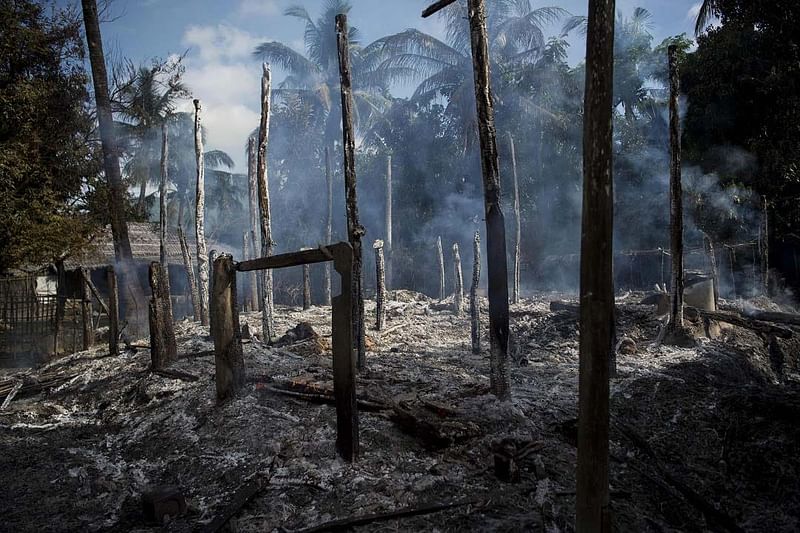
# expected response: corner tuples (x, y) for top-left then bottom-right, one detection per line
(212, 242), (358, 461)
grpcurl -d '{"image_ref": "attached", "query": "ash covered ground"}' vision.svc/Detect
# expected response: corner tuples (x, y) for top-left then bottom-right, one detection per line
(1, 291), (799, 532)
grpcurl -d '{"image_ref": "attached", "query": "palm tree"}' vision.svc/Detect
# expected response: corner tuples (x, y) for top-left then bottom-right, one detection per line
(695, 0), (720, 35)
(252, 0), (389, 146)
(113, 60), (189, 216)
(365, 0), (566, 146)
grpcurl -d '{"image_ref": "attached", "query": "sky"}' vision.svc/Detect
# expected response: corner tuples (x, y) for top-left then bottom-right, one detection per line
(61, 0), (705, 172)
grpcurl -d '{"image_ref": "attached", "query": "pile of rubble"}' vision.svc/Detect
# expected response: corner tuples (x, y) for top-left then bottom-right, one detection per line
(1, 291), (798, 531)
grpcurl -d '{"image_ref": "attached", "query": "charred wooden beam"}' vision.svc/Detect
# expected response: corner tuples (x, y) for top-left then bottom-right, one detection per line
(210, 254), (245, 401)
(374, 240), (386, 330)
(324, 146), (334, 306)
(256, 63), (276, 341)
(80, 267), (93, 350)
(453, 243), (464, 316)
(471, 231), (482, 354)
(193, 99), (210, 326)
(667, 45), (685, 330)
(148, 262), (177, 369)
(237, 247), (334, 272)
(178, 225), (201, 321)
(437, 236), (445, 301)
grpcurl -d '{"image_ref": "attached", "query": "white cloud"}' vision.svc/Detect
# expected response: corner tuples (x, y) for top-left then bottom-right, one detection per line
(182, 24), (263, 63)
(237, 0), (280, 17)
(180, 24), (267, 171)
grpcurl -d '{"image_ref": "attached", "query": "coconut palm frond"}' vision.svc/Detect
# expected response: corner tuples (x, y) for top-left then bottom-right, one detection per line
(694, 0), (719, 35)
(560, 15), (587, 37)
(253, 41), (319, 80)
(204, 150), (234, 169)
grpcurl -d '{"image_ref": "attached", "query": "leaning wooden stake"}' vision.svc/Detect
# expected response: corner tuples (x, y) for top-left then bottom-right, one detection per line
(374, 240), (386, 330)
(178, 226), (201, 321)
(80, 267), (93, 350)
(453, 243), (464, 316)
(336, 14), (366, 370)
(437, 236), (445, 301)
(509, 133), (521, 304)
(210, 254), (245, 401)
(324, 146), (334, 306)
(256, 63), (276, 341)
(471, 231), (481, 354)
(106, 266), (120, 356)
(466, 0), (510, 399)
(576, 0), (615, 530)
(667, 45), (685, 332)
(193, 99), (210, 326)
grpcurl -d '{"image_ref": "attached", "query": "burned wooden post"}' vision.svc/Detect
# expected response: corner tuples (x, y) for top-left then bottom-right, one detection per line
(210, 254), (245, 401)
(107, 266), (120, 357)
(330, 243), (358, 461)
(193, 99), (210, 326)
(236, 243), (358, 461)
(374, 240), (386, 330)
(437, 236), (445, 301)
(385, 155), (393, 289)
(336, 14), (366, 370)
(324, 146), (334, 306)
(247, 137), (260, 312)
(760, 196), (769, 295)
(667, 45), (685, 334)
(509, 133), (521, 304)
(80, 267), (93, 350)
(159, 121), (176, 343)
(471, 231), (481, 354)
(243, 232), (252, 311)
(256, 63), (276, 341)
(301, 247), (312, 310)
(54, 260), (66, 354)
(576, 0), (615, 530)
(178, 226), (201, 321)
(148, 262), (176, 369)
(704, 234), (720, 308)
(453, 243), (464, 316)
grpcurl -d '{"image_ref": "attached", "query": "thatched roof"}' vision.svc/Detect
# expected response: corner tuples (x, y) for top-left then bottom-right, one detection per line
(64, 223), (191, 270)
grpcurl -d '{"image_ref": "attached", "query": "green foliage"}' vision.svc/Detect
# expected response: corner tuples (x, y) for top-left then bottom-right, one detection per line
(0, 0), (101, 271)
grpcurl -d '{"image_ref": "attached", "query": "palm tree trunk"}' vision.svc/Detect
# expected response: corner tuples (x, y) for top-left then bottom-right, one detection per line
(509, 133), (521, 304)
(193, 99), (210, 326)
(668, 46), (685, 331)
(324, 145), (333, 306)
(467, 0), (510, 400)
(256, 63), (276, 341)
(80, 0), (132, 262)
(336, 15), (366, 371)
(576, 0), (615, 530)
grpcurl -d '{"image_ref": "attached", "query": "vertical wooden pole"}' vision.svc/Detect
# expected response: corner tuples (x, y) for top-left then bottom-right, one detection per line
(374, 240), (386, 330)
(467, 0), (510, 399)
(178, 226), (201, 321)
(247, 137), (260, 311)
(453, 243), (464, 316)
(80, 267), (93, 350)
(704, 234), (720, 308)
(256, 63), (276, 341)
(668, 45), (685, 330)
(576, 0), (615, 530)
(471, 231), (482, 354)
(336, 14), (366, 371)
(509, 133), (521, 304)
(385, 155), (393, 289)
(760, 196), (769, 295)
(210, 254), (245, 401)
(437, 236), (445, 301)
(331, 242), (358, 461)
(193, 99), (210, 326)
(301, 248), (312, 310)
(243, 232), (252, 311)
(107, 266), (119, 357)
(159, 121), (176, 354)
(324, 146), (334, 306)
(148, 262), (167, 369)
(54, 260), (66, 354)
